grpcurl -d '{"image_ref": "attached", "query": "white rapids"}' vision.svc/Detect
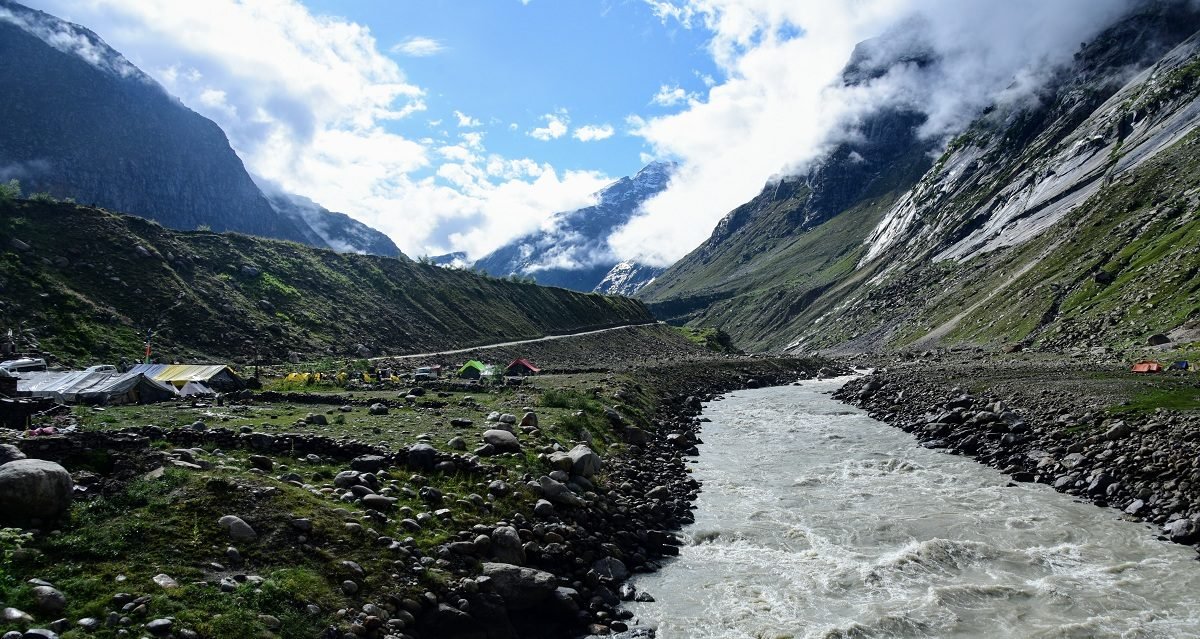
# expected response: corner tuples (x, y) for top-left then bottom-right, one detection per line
(628, 378), (1200, 639)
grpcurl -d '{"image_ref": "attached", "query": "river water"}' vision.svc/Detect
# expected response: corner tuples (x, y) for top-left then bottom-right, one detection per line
(628, 378), (1200, 638)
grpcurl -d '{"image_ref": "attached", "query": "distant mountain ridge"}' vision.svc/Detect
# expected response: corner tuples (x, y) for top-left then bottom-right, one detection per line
(0, 0), (401, 257)
(473, 162), (673, 294)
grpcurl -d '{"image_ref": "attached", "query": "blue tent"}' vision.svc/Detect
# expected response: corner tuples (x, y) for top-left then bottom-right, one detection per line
(1169, 361), (1190, 371)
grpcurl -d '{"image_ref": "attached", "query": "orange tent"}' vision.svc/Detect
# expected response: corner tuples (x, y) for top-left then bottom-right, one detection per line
(1131, 361), (1163, 373)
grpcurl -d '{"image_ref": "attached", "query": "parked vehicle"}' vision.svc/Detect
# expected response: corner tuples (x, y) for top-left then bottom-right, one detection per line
(0, 357), (47, 373)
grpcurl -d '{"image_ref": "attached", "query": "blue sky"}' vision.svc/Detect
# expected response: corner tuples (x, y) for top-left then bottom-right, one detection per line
(305, 0), (718, 180)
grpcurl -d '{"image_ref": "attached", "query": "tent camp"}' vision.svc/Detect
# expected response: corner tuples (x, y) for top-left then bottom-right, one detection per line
(179, 381), (216, 397)
(1170, 361), (1191, 372)
(458, 360), (486, 379)
(505, 359), (541, 377)
(127, 364), (242, 391)
(17, 370), (176, 404)
(1131, 361), (1163, 373)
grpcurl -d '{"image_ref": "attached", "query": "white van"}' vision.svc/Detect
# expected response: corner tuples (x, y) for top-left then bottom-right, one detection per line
(0, 357), (47, 373)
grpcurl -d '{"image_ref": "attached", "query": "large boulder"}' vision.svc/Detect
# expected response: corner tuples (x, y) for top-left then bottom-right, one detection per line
(490, 526), (526, 565)
(0, 459), (73, 526)
(536, 476), (584, 507)
(481, 563), (556, 610)
(408, 443), (437, 470)
(567, 445), (601, 478)
(0, 444), (26, 465)
(483, 430), (520, 452)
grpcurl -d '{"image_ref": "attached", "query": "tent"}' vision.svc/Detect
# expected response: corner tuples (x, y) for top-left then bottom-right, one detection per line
(1131, 361), (1163, 373)
(179, 381), (216, 397)
(1169, 361), (1190, 371)
(18, 370), (177, 404)
(505, 358), (541, 377)
(77, 373), (177, 405)
(458, 360), (486, 379)
(127, 364), (242, 391)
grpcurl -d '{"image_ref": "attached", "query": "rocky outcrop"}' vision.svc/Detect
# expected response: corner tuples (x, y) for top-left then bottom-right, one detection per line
(0, 458), (73, 526)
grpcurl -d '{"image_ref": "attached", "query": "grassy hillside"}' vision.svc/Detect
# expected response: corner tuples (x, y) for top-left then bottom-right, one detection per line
(0, 201), (653, 366)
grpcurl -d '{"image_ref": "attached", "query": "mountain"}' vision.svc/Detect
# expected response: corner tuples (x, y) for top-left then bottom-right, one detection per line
(262, 190), (402, 258)
(427, 251), (469, 267)
(474, 162), (674, 293)
(0, 0), (400, 257)
(0, 200), (653, 364)
(641, 1), (1200, 355)
(594, 260), (665, 296)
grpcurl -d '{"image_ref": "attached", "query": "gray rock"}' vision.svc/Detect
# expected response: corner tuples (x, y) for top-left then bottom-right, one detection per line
(547, 452), (573, 472)
(498, 413), (518, 425)
(520, 412), (538, 427)
(31, 586), (66, 615)
(480, 563), (556, 610)
(145, 618), (173, 636)
(3, 607), (32, 623)
(490, 526), (526, 565)
(533, 499), (554, 517)
(408, 443), (437, 470)
(334, 470), (362, 488)
(591, 557), (629, 581)
(247, 455), (273, 471)
(536, 476), (584, 507)
(304, 413), (328, 426)
(361, 494), (395, 511)
(21, 630), (59, 639)
(483, 429), (520, 452)
(0, 460), (73, 526)
(152, 573), (179, 589)
(568, 445), (601, 478)
(350, 455), (386, 473)
(10, 238), (31, 252)
(368, 403), (389, 416)
(76, 618), (100, 631)
(217, 515), (257, 542)
(0, 444), (26, 465)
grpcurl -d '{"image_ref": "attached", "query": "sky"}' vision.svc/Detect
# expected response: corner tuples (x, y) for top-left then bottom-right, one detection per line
(17, 0), (1138, 265)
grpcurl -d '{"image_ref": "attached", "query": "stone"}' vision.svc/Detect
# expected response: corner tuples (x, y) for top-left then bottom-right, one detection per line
(1164, 519), (1196, 543)
(145, 618), (173, 636)
(591, 557), (629, 581)
(536, 476), (584, 507)
(31, 586), (66, 615)
(217, 515), (257, 542)
(247, 455), (273, 471)
(568, 445), (601, 478)
(499, 413), (517, 425)
(480, 563), (556, 610)
(20, 631), (59, 639)
(533, 499), (554, 517)
(520, 412), (538, 428)
(304, 413), (328, 426)
(408, 443), (437, 470)
(361, 494), (395, 511)
(1147, 334), (1171, 346)
(0, 460), (73, 526)
(450, 418), (473, 427)
(0, 444), (26, 465)
(547, 452), (573, 472)
(152, 573), (179, 589)
(334, 470), (362, 488)
(3, 607), (32, 623)
(351, 455), (386, 473)
(447, 436), (467, 451)
(368, 403), (389, 416)
(491, 526), (526, 565)
(483, 429), (520, 452)
(341, 580), (359, 595)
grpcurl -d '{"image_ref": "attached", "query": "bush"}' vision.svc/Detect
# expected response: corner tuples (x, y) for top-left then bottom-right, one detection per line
(0, 179), (20, 202)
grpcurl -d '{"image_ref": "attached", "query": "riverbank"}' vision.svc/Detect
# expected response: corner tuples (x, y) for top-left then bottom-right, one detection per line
(835, 352), (1200, 550)
(0, 355), (836, 639)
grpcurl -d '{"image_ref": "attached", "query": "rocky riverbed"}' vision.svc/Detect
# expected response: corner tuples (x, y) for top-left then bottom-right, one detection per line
(835, 357), (1200, 551)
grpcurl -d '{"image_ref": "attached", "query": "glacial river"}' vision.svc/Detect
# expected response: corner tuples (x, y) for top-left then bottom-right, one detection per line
(628, 377), (1200, 638)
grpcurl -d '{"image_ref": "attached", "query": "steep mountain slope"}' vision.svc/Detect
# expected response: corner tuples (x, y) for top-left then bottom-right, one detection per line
(643, 1), (1200, 355)
(0, 200), (653, 365)
(474, 162), (673, 293)
(0, 0), (400, 256)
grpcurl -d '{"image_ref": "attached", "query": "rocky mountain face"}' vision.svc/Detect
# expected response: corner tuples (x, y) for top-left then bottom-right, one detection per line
(642, 1), (1200, 356)
(0, 0), (400, 257)
(594, 260), (665, 297)
(474, 162), (673, 294)
(263, 191), (402, 258)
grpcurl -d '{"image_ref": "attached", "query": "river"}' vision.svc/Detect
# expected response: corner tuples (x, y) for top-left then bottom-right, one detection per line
(627, 377), (1200, 638)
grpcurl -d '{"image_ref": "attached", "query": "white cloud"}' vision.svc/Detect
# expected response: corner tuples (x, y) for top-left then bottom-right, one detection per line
(611, 0), (1134, 266)
(390, 35), (445, 57)
(650, 84), (696, 107)
(19, 0), (611, 259)
(572, 123), (615, 142)
(528, 111), (569, 141)
(454, 109), (481, 127)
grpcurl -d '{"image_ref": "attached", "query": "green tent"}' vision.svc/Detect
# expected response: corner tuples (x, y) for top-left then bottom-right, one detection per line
(458, 360), (486, 379)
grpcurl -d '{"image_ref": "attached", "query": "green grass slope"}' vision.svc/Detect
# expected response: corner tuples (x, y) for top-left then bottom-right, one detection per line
(0, 201), (653, 365)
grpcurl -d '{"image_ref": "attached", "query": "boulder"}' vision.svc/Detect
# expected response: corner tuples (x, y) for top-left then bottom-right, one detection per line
(368, 403), (389, 416)
(536, 476), (584, 507)
(0, 460), (73, 526)
(350, 455), (386, 473)
(1147, 334), (1171, 346)
(483, 430), (520, 452)
(568, 445), (601, 478)
(480, 563), (557, 610)
(0, 444), (26, 466)
(217, 515), (257, 542)
(30, 586), (66, 616)
(591, 557), (629, 581)
(520, 412), (538, 427)
(408, 443), (437, 470)
(490, 526), (526, 565)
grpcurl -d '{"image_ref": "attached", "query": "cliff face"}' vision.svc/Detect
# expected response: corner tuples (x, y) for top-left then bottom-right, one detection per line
(0, 0), (402, 256)
(642, 2), (1200, 355)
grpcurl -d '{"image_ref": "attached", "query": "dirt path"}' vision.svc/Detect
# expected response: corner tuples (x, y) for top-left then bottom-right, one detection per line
(373, 321), (661, 362)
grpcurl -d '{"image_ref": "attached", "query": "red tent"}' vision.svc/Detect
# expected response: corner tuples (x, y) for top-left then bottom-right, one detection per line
(505, 358), (541, 376)
(1131, 361), (1163, 373)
